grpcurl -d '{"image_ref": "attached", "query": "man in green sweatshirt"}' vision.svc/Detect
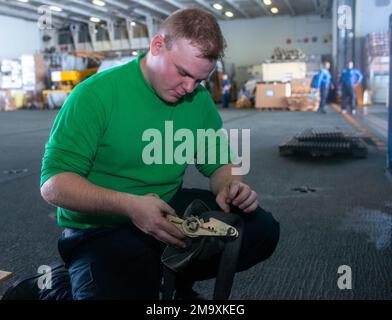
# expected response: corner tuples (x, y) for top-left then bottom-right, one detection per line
(40, 8), (280, 299)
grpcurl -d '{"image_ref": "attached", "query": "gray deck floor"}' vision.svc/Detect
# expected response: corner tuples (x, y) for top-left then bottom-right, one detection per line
(1, 105), (391, 299)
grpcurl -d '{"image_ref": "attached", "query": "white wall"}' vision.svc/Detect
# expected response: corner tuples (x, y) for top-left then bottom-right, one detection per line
(0, 15), (40, 60)
(219, 15), (332, 67)
(356, 0), (392, 37)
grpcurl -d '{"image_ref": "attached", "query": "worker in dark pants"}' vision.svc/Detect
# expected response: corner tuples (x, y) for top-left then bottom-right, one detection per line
(339, 61), (363, 115)
(311, 61), (332, 114)
(221, 73), (231, 109)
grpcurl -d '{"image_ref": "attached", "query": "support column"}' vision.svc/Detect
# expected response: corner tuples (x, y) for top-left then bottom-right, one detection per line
(333, 0), (356, 78)
(88, 22), (97, 51)
(387, 14), (392, 172)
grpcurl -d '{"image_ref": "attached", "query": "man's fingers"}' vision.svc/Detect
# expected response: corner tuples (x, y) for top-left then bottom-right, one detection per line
(160, 218), (186, 240)
(237, 190), (257, 210)
(227, 182), (240, 202)
(242, 201), (259, 213)
(216, 193), (230, 213)
(160, 201), (176, 216)
(232, 186), (252, 206)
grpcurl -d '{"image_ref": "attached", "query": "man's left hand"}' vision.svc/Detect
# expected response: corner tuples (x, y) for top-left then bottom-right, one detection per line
(216, 181), (259, 213)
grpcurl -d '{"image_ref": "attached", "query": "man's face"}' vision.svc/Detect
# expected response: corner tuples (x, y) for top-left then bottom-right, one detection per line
(149, 37), (216, 103)
(348, 62), (354, 69)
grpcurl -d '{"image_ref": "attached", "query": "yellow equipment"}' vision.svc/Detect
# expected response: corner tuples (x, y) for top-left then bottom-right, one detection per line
(43, 68), (98, 107)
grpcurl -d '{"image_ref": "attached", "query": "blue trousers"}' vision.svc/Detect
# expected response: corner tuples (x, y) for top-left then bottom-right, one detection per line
(342, 84), (356, 111)
(58, 188), (280, 300)
(222, 93), (230, 108)
(318, 84), (329, 112)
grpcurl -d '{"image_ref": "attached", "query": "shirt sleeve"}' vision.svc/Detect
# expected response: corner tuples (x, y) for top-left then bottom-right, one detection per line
(195, 90), (237, 178)
(355, 70), (363, 84)
(316, 71), (323, 89)
(40, 83), (108, 187)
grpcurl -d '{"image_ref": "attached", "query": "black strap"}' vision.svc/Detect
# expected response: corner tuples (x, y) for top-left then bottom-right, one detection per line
(213, 217), (244, 300)
(161, 267), (176, 300)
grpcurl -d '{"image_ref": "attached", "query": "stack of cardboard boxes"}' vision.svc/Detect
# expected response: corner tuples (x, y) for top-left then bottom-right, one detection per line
(0, 54), (46, 111)
(255, 61), (306, 110)
(287, 78), (319, 111)
(254, 61), (318, 111)
(364, 31), (390, 104)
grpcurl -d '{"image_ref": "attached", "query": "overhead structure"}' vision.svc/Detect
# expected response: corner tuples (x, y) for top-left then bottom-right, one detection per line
(0, 0), (332, 25)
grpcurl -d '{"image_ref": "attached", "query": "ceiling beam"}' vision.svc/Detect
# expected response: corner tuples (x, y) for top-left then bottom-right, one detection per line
(0, 0), (88, 24)
(192, 0), (227, 20)
(0, 4), (57, 24)
(162, 0), (185, 9)
(283, 0), (296, 16)
(133, 8), (163, 23)
(130, 0), (172, 16)
(113, 11), (146, 26)
(33, 0), (110, 21)
(252, 0), (271, 16)
(67, 0), (109, 13)
(105, 0), (129, 10)
(225, 0), (249, 18)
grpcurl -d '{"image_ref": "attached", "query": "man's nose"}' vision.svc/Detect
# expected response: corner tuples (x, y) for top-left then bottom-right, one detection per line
(183, 78), (197, 93)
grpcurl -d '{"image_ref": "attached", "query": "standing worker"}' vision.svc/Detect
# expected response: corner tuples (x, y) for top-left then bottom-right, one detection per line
(221, 73), (231, 109)
(339, 61), (363, 115)
(311, 61), (332, 114)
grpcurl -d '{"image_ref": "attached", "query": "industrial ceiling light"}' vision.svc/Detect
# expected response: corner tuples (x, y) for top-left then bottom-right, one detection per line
(131, 21), (136, 26)
(263, 0), (272, 5)
(17, 0), (29, 3)
(49, 6), (63, 12)
(225, 11), (234, 17)
(90, 17), (101, 23)
(271, 7), (279, 14)
(132, 51), (138, 56)
(92, 0), (106, 7)
(213, 3), (223, 10)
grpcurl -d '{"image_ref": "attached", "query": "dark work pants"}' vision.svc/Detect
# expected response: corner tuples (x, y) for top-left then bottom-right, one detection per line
(342, 84), (356, 111)
(318, 84), (329, 112)
(222, 93), (230, 108)
(58, 188), (280, 300)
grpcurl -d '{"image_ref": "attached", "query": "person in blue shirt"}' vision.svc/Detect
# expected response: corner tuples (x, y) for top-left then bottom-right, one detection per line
(221, 73), (231, 109)
(311, 61), (332, 114)
(339, 61), (363, 115)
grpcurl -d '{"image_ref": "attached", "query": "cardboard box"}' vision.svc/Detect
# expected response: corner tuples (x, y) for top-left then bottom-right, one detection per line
(291, 78), (312, 94)
(261, 62), (306, 82)
(255, 83), (291, 109)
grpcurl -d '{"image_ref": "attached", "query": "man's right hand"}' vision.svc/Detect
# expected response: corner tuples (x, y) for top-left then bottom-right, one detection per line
(124, 194), (186, 248)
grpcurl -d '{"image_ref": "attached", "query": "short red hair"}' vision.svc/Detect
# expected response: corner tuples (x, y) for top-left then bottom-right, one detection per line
(159, 8), (226, 61)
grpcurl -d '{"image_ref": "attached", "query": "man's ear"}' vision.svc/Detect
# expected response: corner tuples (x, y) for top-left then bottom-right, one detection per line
(150, 34), (165, 56)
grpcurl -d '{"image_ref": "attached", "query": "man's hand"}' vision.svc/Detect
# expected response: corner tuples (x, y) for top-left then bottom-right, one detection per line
(124, 194), (186, 248)
(215, 181), (259, 213)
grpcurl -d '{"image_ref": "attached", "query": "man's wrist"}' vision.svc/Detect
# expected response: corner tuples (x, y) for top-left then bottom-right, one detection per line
(112, 191), (138, 217)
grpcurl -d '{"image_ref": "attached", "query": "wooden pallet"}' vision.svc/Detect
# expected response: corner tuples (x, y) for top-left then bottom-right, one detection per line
(288, 105), (318, 112)
(255, 106), (289, 111)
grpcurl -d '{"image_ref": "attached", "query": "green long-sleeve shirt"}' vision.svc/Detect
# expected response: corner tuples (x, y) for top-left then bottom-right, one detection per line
(41, 53), (233, 229)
